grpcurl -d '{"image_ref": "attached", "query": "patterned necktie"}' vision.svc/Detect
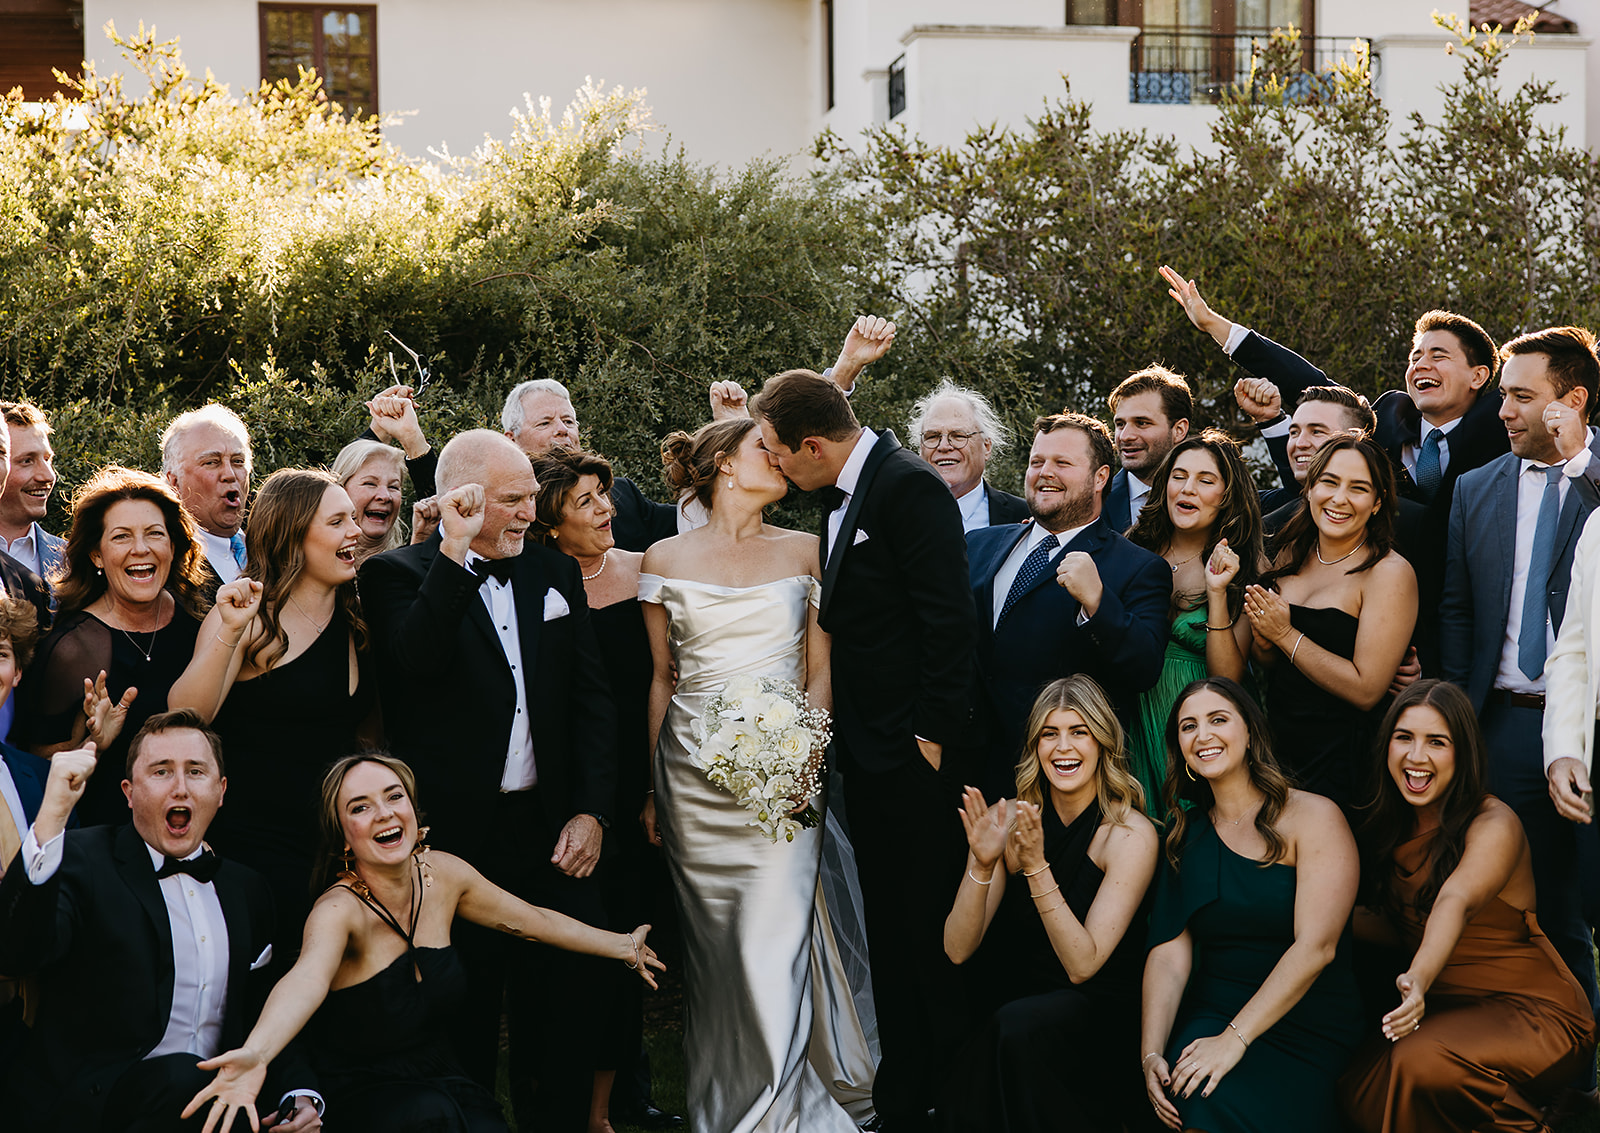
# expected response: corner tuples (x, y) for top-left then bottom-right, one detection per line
(228, 532), (248, 570)
(999, 536), (1058, 626)
(1518, 464), (1565, 680)
(1414, 428), (1443, 502)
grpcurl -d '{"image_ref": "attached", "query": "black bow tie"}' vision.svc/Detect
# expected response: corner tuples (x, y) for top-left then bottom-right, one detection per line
(470, 557), (516, 585)
(156, 849), (218, 883)
(816, 485), (847, 513)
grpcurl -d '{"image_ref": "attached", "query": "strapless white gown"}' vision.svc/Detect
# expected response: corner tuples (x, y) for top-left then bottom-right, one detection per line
(639, 573), (875, 1133)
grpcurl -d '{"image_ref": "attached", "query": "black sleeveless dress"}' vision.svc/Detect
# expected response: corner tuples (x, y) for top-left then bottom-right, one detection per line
(1264, 604), (1375, 808)
(207, 617), (373, 937)
(940, 801), (1156, 1132)
(307, 943), (507, 1131)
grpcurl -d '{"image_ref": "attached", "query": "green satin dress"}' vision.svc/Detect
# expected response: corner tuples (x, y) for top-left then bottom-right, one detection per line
(1128, 604), (1208, 818)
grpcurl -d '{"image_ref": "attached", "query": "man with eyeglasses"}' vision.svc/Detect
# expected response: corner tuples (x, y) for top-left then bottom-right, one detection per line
(909, 381), (1028, 532)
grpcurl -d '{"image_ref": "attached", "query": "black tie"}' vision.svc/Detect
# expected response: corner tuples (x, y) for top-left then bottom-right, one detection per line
(815, 485), (847, 513)
(471, 557), (516, 585)
(156, 849), (219, 883)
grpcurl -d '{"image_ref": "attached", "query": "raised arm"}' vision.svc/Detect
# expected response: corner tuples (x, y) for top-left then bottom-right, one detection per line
(828, 315), (896, 392)
(1167, 795), (1357, 1102)
(1202, 541), (1252, 682)
(167, 579), (264, 722)
(1381, 804), (1524, 1041)
(944, 790), (1010, 963)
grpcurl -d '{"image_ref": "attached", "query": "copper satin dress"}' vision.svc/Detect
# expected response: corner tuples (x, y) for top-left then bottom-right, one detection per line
(1342, 827), (1596, 1132)
(640, 574), (874, 1133)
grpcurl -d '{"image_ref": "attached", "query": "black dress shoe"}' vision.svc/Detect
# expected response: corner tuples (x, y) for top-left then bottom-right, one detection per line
(614, 1101), (686, 1129)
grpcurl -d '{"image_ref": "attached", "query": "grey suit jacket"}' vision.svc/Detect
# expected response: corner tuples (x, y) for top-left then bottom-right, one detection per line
(1440, 442), (1600, 712)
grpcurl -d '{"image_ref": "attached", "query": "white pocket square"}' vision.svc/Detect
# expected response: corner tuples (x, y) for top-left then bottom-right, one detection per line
(543, 588), (571, 621)
(250, 944), (273, 971)
(852, 529), (870, 546)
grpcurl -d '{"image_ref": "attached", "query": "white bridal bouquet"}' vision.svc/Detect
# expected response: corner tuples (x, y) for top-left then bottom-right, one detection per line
(691, 674), (832, 843)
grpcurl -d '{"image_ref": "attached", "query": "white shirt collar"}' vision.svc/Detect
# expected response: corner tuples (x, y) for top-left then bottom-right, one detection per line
(1520, 428), (1596, 476)
(834, 428), (879, 500)
(1030, 519), (1091, 553)
(144, 841), (205, 869)
(955, 481), (988, 527)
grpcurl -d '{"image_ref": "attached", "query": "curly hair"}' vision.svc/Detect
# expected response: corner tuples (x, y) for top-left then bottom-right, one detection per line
(1014, 675), (1144, 826)
(660, 418), (758, 516)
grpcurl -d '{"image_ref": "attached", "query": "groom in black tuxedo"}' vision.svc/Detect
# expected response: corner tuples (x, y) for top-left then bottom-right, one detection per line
(0, 711), (320, 1132)
(754, 349), (978, 1132)
(360, 429), (618, 1132)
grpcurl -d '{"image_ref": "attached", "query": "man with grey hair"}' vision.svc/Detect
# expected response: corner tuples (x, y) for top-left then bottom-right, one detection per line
(908, 380), (1027, 532)
(501, 378), (678, 552)
(160, 404), (252, 590)
(361, 428), (619, 1130)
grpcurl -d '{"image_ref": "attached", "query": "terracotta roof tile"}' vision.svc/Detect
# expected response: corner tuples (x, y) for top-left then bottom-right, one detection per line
(1469, 0), (1578, 33)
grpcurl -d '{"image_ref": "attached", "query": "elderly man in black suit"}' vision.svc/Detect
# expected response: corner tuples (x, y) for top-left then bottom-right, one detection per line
(753, 352), (978, 1133)
(1162, 265), (1505, 678)
(967, 413), (1172, 798)
(0, 710), (320, 1132)
(359, 428), (619, 1131)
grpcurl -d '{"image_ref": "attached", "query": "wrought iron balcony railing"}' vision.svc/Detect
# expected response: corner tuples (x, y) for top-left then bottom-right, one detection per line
(1129, 32), (1371, 105)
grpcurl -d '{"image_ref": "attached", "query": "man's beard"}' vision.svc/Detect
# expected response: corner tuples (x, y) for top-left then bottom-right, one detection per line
(1028, 485), (1095, 533)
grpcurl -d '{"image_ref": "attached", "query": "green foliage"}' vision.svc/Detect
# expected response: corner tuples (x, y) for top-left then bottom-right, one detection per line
(823, 19), (1600, 484)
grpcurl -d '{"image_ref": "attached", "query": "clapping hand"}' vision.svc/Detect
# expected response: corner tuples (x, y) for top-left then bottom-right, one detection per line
(81, 670), (136, 748)
(957, 787), (1007, 872)
(1243, 584), (1293, 647)
(1011, 800), (1048, 876)
(708, 381), (750, 421)
(1382, 972), (1425, 1041)
(1205, 539), (1240, 594)
(1232, 377), (1282, 424)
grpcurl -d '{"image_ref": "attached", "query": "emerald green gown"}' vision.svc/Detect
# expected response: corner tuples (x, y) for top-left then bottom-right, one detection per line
(1128, 604), (1208, 818)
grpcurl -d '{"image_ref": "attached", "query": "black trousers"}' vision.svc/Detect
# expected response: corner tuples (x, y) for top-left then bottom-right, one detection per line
(450, 789), (618, 1133)
(103, 1053), (264, 1133)
(842, 746), (970, 1131)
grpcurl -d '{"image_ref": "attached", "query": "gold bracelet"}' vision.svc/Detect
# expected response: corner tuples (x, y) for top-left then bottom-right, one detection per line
(1022, 862), (1051, 877)
(1227, 1021), (1250, 1049)
(1205, 617), (1238, 631)
(1029, 882), (1061, 900)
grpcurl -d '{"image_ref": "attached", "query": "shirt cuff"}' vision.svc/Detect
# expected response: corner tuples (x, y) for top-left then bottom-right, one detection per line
(1222, 323), (1250, 356)
(1258, 416), (1290, 439)
(1075, 608), (1091, 627)
(21, 827), (63, 885)
(1564, 447), (1592, 480)
(279, 1091), (326, 1118)
(821, 367), (855, 397)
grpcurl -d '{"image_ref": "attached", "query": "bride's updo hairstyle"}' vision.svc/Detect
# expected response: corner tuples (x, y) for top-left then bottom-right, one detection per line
(662, 418), (758, 514)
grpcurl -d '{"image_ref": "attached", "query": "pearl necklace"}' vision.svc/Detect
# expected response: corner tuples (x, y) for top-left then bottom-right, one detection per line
(582, 551), (609, 581)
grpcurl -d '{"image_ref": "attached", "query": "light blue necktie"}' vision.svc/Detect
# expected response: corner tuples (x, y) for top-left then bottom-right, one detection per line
(229, 532), (248, 570)
(1414, 427), (1442, 502)
(1518, 464), (1565, 680)
(999, 536), (1058, 626)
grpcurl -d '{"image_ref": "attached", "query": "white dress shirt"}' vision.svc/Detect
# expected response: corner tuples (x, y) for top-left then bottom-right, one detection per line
(0, 523), (48, 578)
(1497, 438), (1594, 693)
(990, 521), (1091, 628)
(825, 428), (880, 560)
(956, 482), (990, 533)
(198, 530), (241, 585)
(0, 756), (26, 851)
(464, 553), (538, 791)
(1127, 475), (1153, 521)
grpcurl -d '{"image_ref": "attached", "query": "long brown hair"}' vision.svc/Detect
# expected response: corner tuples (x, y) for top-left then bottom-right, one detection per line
(1263, 436), (1396, 586)
(240, 468), (367, 671)
(1127, 429), (1263, 617)
(1014, 675), (1143, 826)
(1161, 678), (1293, 869)
(55, 465), (209, 620)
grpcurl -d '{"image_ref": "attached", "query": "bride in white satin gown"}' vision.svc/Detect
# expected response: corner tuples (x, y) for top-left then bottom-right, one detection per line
(640, 418), (876, 1133)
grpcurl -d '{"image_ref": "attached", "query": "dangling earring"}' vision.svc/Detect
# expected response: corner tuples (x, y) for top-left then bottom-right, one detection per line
(727, 477), (734, 491)
(1185, 762), (1196, 782)
(337, 845), (369, 897)
(413, 825), (433, 886)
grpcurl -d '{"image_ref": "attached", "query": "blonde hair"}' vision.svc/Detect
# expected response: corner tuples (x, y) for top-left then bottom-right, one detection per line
(1014, 675), (1143, 826)
(331, 439), (409, 554)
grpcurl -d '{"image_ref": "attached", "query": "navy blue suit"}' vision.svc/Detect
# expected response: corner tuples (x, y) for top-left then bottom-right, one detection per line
(967, 517), (1171, 798)
(1103, 470), (1135, 535)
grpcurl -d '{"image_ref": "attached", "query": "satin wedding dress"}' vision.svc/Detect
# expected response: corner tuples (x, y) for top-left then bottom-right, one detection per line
(640, 573), (875, 1133)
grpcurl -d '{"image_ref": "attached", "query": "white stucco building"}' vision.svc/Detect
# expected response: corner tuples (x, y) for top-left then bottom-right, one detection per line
(2, 0), (1591, 164)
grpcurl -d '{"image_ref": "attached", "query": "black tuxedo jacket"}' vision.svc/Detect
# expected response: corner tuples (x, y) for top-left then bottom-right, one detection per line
(967, 518), (1170, 792)
(359, 535), (617, 860)
(985, 482), (1029, 526)
(1103, 469), (1135, 535)
(609, 477), (677, 553)
(1233, 329), (1508, 675)
(0, 825), (304, 1132)
(818, 432), (979, 774)
(0, 550), (50, 632)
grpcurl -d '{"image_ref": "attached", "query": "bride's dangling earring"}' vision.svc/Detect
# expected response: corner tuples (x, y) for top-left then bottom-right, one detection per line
(727, 477), (734, 491)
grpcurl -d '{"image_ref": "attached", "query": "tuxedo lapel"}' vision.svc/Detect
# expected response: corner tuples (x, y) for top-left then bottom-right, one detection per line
(113, 825), (175, 1040)
(211, 861), (254, 1042)
(511, 549), (547, 674)
(819, 432), (901, 623)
